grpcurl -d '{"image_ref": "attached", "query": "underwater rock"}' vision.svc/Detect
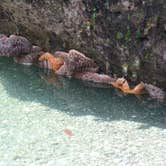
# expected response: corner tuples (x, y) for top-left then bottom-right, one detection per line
(13, 46), (43, 65)
(145, 84), (166, 103)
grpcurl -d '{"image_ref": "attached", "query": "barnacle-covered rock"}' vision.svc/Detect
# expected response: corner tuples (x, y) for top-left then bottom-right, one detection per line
(145, 84), (166, 103)
(14, 46), (43, 65)
(0, 35), (32, 57)
(74, 72), (115, 84)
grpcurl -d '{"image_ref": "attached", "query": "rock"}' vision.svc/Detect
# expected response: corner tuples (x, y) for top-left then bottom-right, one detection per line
(74, 72), (115, 84)
(145, 84), (166, 103)
(13, 45), (43, 65)
(0, 34), (32, 57)
(0, 0), (165, 89)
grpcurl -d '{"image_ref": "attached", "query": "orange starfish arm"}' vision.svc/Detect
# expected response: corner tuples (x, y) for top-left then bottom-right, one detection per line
(111, 78), (129, 91)
(127, 82), (145, 94)
(39, 52), (64, 71)
(121, 81), (130, 92)
(39, 52), (55, 61)
(111, 78), (145, 95)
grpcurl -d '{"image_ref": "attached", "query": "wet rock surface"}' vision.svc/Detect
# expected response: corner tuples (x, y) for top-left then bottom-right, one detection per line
(0, 35), (32, 57)
(145, 83), (166, 103)
(13, 45), (43, 65)
(0, 0), (165, 89)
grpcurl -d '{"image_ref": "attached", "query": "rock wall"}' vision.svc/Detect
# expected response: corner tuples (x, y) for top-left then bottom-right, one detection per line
(0, 0), (165, 88)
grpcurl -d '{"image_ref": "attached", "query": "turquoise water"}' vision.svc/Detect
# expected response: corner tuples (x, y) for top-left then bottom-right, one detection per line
(0, 57), (166, 165)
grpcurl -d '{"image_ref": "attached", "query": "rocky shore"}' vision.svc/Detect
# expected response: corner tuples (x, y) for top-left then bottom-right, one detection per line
(0, 1), (165, 87)
(0, 34), (165, 103)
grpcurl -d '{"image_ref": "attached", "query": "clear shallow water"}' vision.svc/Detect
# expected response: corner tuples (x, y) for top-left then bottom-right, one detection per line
(0, 57), (166, 166)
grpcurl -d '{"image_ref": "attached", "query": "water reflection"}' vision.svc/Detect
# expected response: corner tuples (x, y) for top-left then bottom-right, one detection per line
(0, 57), (166, 129)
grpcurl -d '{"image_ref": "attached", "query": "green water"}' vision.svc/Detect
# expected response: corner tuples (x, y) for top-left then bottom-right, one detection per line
(0, 57), (166, 166)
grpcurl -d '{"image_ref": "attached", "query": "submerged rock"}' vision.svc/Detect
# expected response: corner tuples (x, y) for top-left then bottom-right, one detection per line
(145, 84), (166, 103)
(13, 46), (43, 65)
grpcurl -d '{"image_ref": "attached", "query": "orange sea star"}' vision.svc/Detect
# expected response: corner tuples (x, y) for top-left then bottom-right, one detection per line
(111, 78), (145, 95)
(39, 52), (145, 95)
(39, 52), (64, 71)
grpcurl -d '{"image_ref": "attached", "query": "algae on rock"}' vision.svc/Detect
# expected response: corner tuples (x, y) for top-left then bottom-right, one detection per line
(0, 0), (165, 89)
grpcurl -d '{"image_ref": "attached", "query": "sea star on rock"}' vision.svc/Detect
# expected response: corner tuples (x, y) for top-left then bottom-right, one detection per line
(38, 50), (145, 94)
(39, 52), (64, 71)
(54, 49), (99, 76)
(110, 78), (145, 95)
(39, 49), (99, 76)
